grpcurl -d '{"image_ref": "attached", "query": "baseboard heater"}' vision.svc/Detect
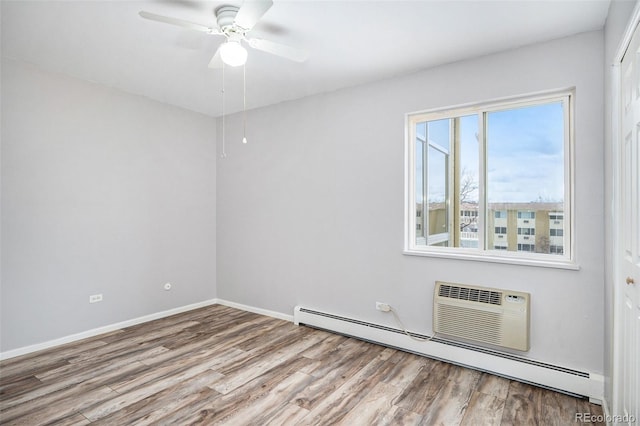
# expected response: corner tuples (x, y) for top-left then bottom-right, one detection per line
(293, 306), (603, 402)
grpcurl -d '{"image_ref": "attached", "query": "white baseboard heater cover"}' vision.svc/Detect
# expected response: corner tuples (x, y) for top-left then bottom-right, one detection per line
(433, 281), (530, 351)
(293, 306), (603, 402)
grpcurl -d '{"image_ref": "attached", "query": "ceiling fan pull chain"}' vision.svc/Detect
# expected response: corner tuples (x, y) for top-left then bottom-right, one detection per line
(221, 63), (227, 158)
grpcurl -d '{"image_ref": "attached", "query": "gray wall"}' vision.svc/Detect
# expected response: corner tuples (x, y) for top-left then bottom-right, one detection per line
(217, 31), (605, 373)
(603, 0), (638, 408)
(1, 58), (217, 352)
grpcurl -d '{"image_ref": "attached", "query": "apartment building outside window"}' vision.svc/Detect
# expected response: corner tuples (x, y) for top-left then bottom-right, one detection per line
(405, 90), (573, 266)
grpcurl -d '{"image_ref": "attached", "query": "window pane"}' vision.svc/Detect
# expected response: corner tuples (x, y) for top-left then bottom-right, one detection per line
(427, 146), (448, 246)
(486, 102), (565, 255)
(428, 119), (450, 152)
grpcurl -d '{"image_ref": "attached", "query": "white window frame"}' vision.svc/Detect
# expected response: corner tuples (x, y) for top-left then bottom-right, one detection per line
(404, 90), (577, 270)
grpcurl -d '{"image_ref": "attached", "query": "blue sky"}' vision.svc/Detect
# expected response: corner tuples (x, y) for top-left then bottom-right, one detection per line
(415, 101), (565, 205)
(486, 102), (564, 203)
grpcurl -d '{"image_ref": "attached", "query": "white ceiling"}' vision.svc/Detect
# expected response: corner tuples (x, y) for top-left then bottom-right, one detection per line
(2, 0), (611, 117)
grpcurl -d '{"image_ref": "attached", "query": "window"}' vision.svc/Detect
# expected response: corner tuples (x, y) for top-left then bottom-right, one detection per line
(550, 229), (563, 237)
(517, 211), (536, 219)
(517, 228), (535, 236)
(550, 245), (564, 254)
(405, 91), (573, 265)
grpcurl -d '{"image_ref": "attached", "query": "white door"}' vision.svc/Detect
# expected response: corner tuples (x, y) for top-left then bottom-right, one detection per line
(618, 20), (640, 425)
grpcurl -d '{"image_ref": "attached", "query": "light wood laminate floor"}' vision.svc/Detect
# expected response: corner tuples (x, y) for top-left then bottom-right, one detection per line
(0, 304), (603, 425)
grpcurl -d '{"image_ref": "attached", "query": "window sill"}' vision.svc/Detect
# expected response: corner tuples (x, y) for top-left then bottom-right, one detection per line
(403, 249), (580, 270)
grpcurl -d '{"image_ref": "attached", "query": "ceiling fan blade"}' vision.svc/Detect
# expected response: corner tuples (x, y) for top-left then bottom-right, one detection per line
(208, 47), (223, 69)
(233, 0), (274, 30)
(247, 38), (308, 63)
(139, 11), (221, 34)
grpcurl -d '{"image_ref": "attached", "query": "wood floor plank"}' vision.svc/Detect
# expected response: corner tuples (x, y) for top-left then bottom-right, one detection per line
(211, 332), (323, 395)
(380, 351), (428, 389)
(291, 340), (386, 410)
(208, 371), (315, 425)
(300, 348), (398, 425)
(115, 385), (221, 426)
(262, 402), (311, 425)
(233, 320), (308, 352)
(238, 322), (317, 359)
(460, 390), (505, 426)
(138, 316), (279, 366)
(384, 406), (424, 425)
(0, 375), (42, 399)
(0, 304), (603, 425)
(1, 359), (148, 411)
(80, 357), (228, 421)
(36, 345), (170, 381)
(500, 380), (545, 425)
(89, 369), (223, 426)
(0, 339), (107, 370)
(0, 359), (71, 388)
(214, 328), (322, 394)
(393, 358), (448, 414)
(303, 338), (384, 380)
(90, 320), (201, 347)
(160, 313), (271, 350)
(420, 365), (482, 425)
(51, 412), (92, 426)
(475, 372), (511, 400)
(1, 385), (116, 425)
(167, 356), (315, 424)
(540, 388), (582, 425)
(337, 381), (404, 425)
(298, 330), (347, 359)
(101, 311), (210, 341)
(108, 347), (243, 394)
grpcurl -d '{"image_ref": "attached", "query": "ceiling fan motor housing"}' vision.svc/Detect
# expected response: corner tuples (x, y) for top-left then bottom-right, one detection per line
(215, 5), (240, 30)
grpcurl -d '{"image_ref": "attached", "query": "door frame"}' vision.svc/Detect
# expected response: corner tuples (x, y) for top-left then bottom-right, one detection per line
(611, 1), (640, 417)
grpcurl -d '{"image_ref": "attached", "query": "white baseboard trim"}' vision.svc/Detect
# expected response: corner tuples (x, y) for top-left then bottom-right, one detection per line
(215, 299), (294, 323)
(0, 298), (218, 361)
(294, 306), (604, 401)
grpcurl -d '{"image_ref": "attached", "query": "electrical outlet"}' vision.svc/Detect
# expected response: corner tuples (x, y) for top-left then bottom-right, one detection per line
(376, 302), (391, 312)
(89, 294), (103, 304)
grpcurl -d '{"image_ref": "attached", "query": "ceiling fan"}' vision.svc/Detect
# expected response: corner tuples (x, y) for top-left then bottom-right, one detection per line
(139, 0), (308, 68)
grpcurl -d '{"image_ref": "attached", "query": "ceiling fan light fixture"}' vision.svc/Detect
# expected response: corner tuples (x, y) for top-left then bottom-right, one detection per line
(220, 41), (247, 67)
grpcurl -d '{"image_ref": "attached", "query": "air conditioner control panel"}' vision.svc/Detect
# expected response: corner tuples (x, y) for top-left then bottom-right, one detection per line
(505, 294), (526, 303)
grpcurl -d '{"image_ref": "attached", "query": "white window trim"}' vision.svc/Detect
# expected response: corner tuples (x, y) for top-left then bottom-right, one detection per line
(403, 89), (578, 270)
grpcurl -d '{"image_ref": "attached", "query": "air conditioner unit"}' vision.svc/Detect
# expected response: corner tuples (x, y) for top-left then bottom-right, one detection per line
(433, 281), (530, 351)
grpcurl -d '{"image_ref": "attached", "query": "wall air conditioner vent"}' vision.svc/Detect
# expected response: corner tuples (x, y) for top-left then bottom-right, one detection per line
(434, 281), (530, 351)
(438, 283), (502, 305)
